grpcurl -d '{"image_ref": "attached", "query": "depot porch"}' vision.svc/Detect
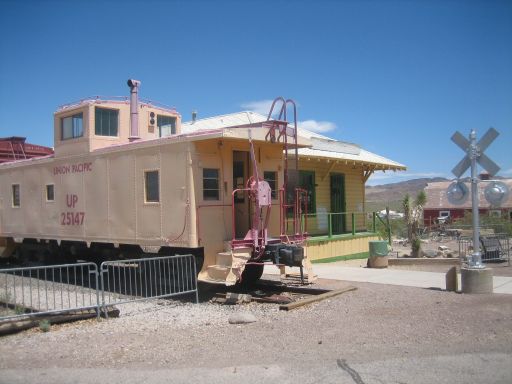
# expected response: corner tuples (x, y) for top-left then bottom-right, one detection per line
(289, 151), (403, 263)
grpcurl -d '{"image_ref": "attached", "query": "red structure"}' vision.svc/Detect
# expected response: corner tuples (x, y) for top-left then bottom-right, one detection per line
(0, 137), (53, 163)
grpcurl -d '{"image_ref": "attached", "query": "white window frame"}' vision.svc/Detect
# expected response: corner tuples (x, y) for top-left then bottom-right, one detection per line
(61, 112), (84, 140)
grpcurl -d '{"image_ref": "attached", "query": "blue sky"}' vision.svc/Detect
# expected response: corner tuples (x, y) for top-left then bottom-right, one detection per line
(0, 0), (510, 185)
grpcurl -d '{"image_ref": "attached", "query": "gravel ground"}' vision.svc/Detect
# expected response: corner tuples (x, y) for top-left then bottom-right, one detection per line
(1, 276), (511, 383)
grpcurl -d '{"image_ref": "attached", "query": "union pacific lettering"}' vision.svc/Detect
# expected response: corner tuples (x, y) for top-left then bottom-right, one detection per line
(54, 162), (93, 175)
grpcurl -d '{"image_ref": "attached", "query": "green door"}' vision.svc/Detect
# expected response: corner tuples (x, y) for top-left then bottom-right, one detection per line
(330, 173), (346, 234)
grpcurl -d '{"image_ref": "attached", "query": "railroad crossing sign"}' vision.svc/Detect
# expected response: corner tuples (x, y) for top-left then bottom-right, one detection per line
(449, 128), (502, 268)
(451, 127), (500, 178)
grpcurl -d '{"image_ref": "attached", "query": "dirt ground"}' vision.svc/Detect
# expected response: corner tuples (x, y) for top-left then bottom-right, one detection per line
(1, 274), (511, 384)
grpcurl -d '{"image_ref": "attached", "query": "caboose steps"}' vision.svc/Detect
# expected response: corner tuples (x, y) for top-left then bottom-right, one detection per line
(216, 252), (233, 266)
(199, 264), (238, 285)
(197, 247), (253, 285)
(205, 265), (231, 280)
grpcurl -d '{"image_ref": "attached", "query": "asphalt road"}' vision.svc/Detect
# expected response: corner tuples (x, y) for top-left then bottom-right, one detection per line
(2, 352), (511, 384)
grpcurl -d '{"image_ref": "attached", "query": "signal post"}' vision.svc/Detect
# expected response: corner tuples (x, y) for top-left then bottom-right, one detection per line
(450, 128), (505, 293)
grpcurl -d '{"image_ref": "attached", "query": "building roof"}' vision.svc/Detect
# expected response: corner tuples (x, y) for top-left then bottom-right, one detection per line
(182, 111), (406, 171)
(424, 179), (512, 210)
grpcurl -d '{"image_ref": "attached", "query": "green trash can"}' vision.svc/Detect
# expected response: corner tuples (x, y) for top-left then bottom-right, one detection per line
(368, 240), (389, 268)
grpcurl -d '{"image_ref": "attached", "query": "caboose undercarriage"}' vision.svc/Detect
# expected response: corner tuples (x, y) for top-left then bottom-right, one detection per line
(1, 237), (205, 275)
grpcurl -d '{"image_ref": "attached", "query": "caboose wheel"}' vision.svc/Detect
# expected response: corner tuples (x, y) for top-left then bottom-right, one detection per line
(240, 264), (264, 285)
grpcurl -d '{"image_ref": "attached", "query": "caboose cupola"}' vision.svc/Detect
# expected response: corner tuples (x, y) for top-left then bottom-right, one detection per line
(53, 80), (181, 157)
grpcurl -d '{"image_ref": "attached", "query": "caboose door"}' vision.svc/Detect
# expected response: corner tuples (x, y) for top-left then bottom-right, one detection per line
(233, 151), (251, 238)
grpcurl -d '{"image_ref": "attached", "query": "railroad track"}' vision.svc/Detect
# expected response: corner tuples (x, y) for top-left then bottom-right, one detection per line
(205, 279), (357, 310)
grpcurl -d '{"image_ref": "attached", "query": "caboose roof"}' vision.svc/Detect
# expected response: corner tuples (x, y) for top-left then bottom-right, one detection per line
(55, 96), (178, 115)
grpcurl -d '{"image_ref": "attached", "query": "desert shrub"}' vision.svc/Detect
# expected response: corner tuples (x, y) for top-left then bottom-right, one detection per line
(39, 319), (51, 332)
(371, 217), (408, 241)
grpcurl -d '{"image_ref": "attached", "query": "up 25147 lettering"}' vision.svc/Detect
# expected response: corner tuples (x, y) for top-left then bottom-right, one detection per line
(60, 212), (85, 226)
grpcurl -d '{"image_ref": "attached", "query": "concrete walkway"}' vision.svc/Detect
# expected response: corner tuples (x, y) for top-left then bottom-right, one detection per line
(264, 263), (512, 294)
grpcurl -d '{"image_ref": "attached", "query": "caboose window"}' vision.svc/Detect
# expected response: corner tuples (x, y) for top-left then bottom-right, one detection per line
(145, 170), (160, 203)
(264, 171), (277, 199)
(203, 168), (219, 200)
(95, 107), (119, 137)
(158, 115), (176, 137)
(61, 113), (83, 140)
(46, 184), (54, 202)
(12, 184), (20, 207)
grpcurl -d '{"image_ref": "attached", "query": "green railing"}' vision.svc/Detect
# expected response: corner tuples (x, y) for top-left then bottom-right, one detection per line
(284, 211), (378, 238)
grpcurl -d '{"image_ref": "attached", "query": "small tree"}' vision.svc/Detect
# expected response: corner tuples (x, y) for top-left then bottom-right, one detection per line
(403, 191), (427, 257)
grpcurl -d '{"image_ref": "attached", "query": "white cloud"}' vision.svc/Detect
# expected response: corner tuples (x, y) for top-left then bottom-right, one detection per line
(240, 99), (275, 115)
(241, 99), (337, 133)
(298, 119), (337, 133)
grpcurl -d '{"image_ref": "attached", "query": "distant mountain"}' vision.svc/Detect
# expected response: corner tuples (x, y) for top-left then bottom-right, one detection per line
(365, 177), (449, 212)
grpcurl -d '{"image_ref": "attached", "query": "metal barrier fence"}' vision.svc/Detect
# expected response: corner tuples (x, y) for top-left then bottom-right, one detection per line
(0, 254), (198, 322)
(0, 263), (100, 321)
(100, 254), (198, 315)
(458, 234), (510, 266)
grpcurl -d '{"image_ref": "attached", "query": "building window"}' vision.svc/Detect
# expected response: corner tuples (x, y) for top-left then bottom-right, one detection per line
(203, 168), (220, 200)
(95, 107), (119, 136)
(145, 171), (159, 203)
(12, 184), (20, 207)
(61, 113), (83, 140)
(263, 171), (277, 199)
(158, 115), (176, 137)
(299, 170), (316, 213)
(46, 184), (54, 202)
